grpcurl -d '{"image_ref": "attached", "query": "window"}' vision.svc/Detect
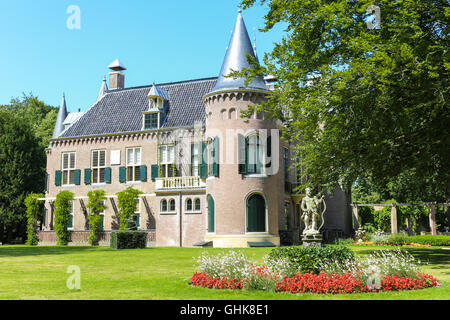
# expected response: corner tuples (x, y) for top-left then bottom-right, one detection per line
(194, 198), (201, 211)
(133, 199), (140, 228)
(126, 147), (142, 182)
(191, 143), (200, 177)
(284, 148), (289, 181)
(284, 201), (291, 230)
(247, 135), (263, 174)
(91, 150), (106, 184)
(169, 199), (176, 212)
(160, 145), (175, 178)
(207, 137), (219, 177)
(68, 200), (74, 230)
(144, 113), (159, 130)
(186, 198), (192, 211)
(62, 152), (76, 185)
(160, 199), (168, 212)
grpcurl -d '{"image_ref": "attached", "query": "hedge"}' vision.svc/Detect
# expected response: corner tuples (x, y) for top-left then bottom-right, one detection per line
(110, 231), (147, 249)
(383, 234), (450, 246)
(268, 245), (355, 275)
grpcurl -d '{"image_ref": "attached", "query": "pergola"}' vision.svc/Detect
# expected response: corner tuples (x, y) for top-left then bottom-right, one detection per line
(351, 202), (450, 235)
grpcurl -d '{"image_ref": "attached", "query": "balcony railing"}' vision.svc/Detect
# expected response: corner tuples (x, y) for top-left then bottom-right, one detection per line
(155, 176), (206, 190)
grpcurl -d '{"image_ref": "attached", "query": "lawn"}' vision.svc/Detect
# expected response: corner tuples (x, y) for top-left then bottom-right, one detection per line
(0, 245), (448, 300)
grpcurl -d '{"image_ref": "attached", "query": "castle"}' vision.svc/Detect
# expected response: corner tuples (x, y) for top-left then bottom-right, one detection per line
(41, 10), (352, 247)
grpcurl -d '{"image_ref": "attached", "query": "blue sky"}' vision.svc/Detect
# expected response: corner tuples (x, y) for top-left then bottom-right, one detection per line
(0, 0), (285, 112)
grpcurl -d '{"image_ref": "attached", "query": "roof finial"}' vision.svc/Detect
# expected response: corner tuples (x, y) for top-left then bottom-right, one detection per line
(238, 2), (242, 13)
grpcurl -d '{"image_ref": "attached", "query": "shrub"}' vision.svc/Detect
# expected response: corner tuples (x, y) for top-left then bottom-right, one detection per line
(54, 191), (74, 245)
(267, 245), (355, 275)
(24, 193), (44, 245)
(408, 235), (450, 246)
(110, 230), (147, 249)
(195, 250), (251, 280)
(116, 187), (142, 230)
(86, 190), (107, 246)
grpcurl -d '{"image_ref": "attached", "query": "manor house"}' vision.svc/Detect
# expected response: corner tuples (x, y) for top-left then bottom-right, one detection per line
(41, 10), (352, 247)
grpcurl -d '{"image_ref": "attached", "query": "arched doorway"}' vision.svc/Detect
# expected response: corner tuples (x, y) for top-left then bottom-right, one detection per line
(207, 194), (215, 233)
(247, 193), (266, 232)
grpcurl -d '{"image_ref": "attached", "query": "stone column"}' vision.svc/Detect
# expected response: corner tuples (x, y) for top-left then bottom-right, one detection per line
(390, 204), (398, 234)
(352, 205), (359, 231)
(428, 203), (437, 235)
(406, 216), (413, 236)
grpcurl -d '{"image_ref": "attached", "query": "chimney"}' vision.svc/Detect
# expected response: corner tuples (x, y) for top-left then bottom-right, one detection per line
(108, 59), (126, 90)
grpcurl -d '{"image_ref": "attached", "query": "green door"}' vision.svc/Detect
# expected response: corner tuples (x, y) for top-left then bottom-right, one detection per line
(247, 194), (266, 232)
(207, 195), (215, 233)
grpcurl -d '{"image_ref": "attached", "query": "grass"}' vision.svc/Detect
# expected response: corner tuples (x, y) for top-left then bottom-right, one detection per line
(0, 245), (448, 300)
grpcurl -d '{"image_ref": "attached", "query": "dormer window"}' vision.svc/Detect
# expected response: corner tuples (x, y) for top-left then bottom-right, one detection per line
(144, 112), (159, 130)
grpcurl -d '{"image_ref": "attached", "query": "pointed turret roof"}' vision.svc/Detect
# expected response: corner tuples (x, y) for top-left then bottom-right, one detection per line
(148, 82), (170, 100)
(209, 10), (268, 95)
(97, 75), (108, 100)
(52, 93), (69, 139)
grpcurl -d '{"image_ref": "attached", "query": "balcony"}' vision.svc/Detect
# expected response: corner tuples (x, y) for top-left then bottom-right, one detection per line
(155, 176), (206, 191)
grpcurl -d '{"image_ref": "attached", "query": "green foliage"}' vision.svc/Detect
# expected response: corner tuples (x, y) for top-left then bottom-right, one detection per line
(376, 234), (450, 246)
(267, 245), (355, 274)
(116, 187), (142, 231)
(24, 193), (44, 245)
(0, 111), (46, 243)
(110, 231), (147, 249)
(86, 190), (107, 246)
(238, 0), (449, 202)
(54, 191), (74, 245)
(374, 207), (393, 232)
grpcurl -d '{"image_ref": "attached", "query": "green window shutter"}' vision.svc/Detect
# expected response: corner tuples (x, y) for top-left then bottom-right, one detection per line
(55, 170), (62, 186)
(68, 215), (73, 229)
(84, 168), (91, 185)
(200, 164), (207, 179)
(74, 169), (81, 185)
(190, 143), (195, 176)
(140, 165), (147, 182)
(119, 166), (126, 183)
(238, 134), (247, 174)
(135, 214), (140, 228)
(151, 164), (159, 181)
(200, 141), (206, 165)
(213, 137), (219, 177)
(100, 215), (104, 231)
(105, 167), (112, 184)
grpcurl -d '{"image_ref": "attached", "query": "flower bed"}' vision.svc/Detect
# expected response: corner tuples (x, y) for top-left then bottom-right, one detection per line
(190, 271), (439, 294)
(189, 248), (440, 294)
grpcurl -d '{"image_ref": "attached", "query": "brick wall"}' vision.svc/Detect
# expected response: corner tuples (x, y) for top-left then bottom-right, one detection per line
(38, 230), (156, 246)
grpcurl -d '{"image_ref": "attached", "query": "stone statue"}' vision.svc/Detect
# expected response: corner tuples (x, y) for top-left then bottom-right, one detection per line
(300, 187), (326, 235)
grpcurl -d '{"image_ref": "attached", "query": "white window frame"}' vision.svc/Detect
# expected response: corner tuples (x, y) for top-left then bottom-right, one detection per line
(61, 152), (76, 186)
(159, 145), (175, 178)
(126, 147), (142, 182)
(91, 150), (106, 184)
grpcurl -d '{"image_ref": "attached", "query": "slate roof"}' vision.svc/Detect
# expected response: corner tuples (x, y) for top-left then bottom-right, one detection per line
(58, 77), (217, 139)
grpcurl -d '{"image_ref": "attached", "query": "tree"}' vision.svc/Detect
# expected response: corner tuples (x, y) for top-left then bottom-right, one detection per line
(238, 0), (449, 202)
(116, 187), (142, 231)
(86, 190), (107, 246)
(54, 191), (74, 245)
(0, 111), (45, 243)
(24, 193), (44, 245)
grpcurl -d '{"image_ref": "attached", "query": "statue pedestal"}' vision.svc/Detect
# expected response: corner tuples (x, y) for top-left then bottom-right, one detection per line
(301, 232), (323, 248)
